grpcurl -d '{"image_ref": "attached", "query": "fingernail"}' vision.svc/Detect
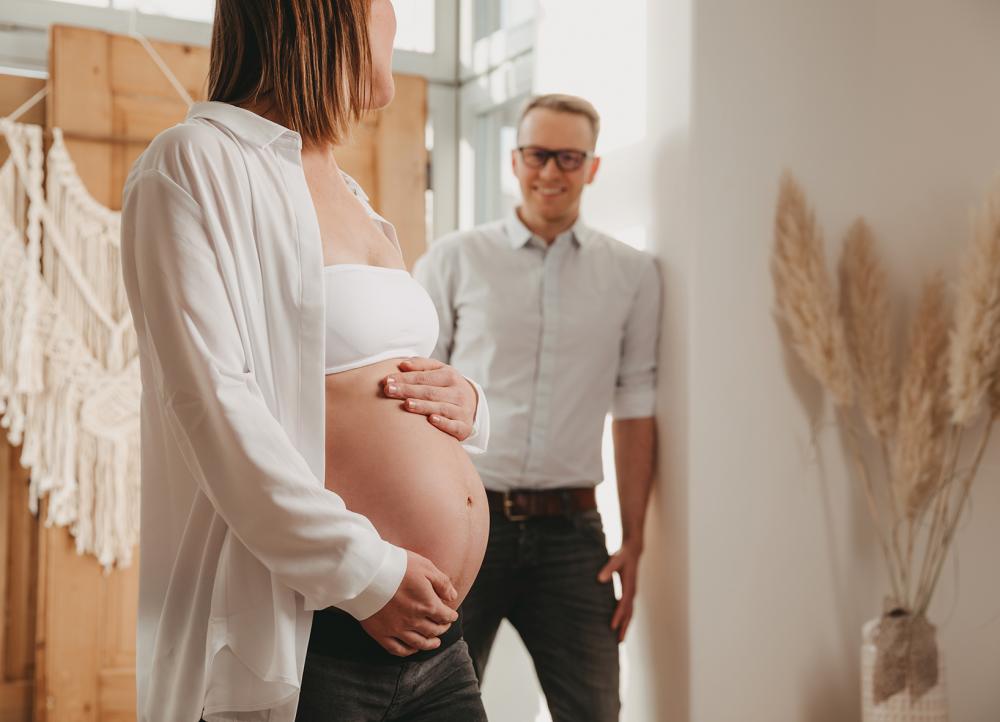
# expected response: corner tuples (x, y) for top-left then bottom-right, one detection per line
(386, 376), (396, 385)
(387, 384), (398, 395)
(406, 399), (417, 409)
(431, 415), (441, 423)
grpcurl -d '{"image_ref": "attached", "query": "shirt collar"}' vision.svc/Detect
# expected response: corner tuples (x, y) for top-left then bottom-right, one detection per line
(187, 101), (300, 148)
(503, 208), (590, 249)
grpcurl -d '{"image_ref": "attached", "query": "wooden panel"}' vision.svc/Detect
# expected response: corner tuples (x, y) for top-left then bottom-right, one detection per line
(0, 679), (32, 722)
(335, 116), (379, 201)
(97, 668), (136, 722)
(0, 69), (44, 721)
(38, 522), (104, 721)
(108, 34), (207, 101)
(49, 25), (209, 210)
(49, 25), (114, 208)
(0, 75), (46, 166)
(5, 448), (37, 683)
(374, 73), (428, 268)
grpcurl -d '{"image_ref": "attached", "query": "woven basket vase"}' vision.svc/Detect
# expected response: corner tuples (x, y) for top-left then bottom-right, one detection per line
(861, 618), (949, 722)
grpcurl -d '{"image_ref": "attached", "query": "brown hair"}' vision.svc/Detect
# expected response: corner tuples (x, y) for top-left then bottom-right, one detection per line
(208, 0), (373, 146)
(517, 94), (601, 148)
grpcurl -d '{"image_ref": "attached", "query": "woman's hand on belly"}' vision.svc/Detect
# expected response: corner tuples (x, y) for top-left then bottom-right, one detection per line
(359, 550), (460, 657)
(381, 357), (478, 441)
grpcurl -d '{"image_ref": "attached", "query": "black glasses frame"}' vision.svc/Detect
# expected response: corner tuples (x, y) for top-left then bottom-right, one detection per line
(516, 146), (594, 172)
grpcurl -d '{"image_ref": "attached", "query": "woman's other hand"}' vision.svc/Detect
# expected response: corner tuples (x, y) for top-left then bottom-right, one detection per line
(382, 357), (478, 441)
(359, 550), (459, 656)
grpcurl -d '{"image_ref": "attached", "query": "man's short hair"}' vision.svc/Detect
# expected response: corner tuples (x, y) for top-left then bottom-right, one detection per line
(517, 94), (601, 148)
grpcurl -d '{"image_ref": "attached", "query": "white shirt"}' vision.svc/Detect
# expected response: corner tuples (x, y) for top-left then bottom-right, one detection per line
(414, 211), (660, 492)
(120, 101), (488, 722)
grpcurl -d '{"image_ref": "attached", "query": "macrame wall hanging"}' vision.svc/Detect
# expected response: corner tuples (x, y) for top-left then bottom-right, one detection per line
(0, 23), (191, 569)
(0, 112), (139, 570)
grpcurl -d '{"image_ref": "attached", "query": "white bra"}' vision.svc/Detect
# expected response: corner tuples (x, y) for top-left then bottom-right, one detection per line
(323, 264), (439, 374)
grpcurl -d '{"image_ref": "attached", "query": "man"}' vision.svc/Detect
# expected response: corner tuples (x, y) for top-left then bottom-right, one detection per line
(413, 94), (661, 722)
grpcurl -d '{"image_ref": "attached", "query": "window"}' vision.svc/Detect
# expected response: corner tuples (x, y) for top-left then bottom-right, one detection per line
(457, 0), (536, 230)
(474, 0), (536, 41)
(473, 96), (526, 224)
(394, 0), (436, 53)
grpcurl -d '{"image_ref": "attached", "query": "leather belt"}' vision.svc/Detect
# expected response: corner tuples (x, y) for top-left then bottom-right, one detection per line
(486, 488), (597, 522)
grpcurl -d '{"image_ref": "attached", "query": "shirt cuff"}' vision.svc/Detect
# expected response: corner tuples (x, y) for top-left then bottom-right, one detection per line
(612, 388), (656, 420)
(461, 377), (490, 455)
(325, 542), (407, 620)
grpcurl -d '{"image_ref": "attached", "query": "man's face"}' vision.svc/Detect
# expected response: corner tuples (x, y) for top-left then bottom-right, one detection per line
(512, 108), (600, 225)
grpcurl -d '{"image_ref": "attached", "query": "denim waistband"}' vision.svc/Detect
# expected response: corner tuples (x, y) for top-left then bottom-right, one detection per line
(308, 606), (463, 665)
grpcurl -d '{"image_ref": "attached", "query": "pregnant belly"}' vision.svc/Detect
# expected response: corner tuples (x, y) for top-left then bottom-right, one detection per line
(324, 358), (489, 605)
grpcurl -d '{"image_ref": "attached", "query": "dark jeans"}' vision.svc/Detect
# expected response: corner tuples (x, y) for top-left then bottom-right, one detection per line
(462, 508), (621, 722)
(295, 639), (487, 721)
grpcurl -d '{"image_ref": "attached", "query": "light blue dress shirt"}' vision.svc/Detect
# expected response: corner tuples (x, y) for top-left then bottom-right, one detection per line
(414, 210), (661, 492)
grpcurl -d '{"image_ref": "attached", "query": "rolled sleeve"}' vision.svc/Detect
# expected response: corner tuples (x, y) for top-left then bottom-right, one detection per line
(613, 256), (662, 419)
(326, 543), (407, 619)
(460, 377), (490, 454)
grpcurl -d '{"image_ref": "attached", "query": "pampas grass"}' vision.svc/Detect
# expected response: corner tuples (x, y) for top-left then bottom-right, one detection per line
(772, 173), (1000, 616)
(948, 191), (1000, 426)
(840, 220), (898, 443)
(894, 274), (949, 523)
(773, 173), (855, 407)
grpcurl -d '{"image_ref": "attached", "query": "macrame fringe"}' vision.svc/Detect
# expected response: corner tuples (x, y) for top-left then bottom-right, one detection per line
(0, 119), (139, 570)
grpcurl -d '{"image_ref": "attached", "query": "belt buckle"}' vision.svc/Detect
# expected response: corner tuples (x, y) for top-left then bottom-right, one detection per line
(502, 491), (528, 522)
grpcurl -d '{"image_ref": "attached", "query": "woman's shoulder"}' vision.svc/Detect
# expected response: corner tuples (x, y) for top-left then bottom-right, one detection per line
(125, 118), (244, 201)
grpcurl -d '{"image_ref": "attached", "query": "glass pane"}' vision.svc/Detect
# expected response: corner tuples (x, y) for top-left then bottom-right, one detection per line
(394, 0), (435, 53)
(112, 0), (215, 23)
(476, 0), (536, 40)
(475, 0), (500, 41)
(501, 0), (535, 28)
(474, 97), (525, 224)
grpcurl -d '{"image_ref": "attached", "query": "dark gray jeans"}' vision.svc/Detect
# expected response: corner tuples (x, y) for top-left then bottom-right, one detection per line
(294, 639), (487, 721)
(462, 508), (621, 722)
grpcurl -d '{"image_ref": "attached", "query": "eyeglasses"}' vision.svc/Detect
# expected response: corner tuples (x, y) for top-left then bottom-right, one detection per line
(517, 146), (593, 172)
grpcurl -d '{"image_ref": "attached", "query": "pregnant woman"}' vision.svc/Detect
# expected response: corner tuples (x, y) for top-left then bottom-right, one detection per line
(120, 1), (488, 721)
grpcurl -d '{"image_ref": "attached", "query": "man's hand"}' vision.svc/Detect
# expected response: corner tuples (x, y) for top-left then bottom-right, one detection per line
(597, 540), (643, 643)
(360, 551), (460, 657)
(382, 357), (478, 441)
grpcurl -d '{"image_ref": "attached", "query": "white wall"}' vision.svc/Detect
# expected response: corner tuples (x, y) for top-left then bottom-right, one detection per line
(688, 1), (1000, 721)
(480, 1), (1000, 721)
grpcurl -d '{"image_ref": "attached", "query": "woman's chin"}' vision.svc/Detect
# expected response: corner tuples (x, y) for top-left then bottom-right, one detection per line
(369, 84), (396, 111)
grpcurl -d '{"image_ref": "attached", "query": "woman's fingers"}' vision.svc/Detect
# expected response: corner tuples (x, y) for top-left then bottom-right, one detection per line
(380, 636), (418, 657)
(410, 619), (452, 638)
(402, 398), (451, 416)
(396, 357), (445, 372)
(429, 414), (471, 441)
(425, 566), (459, 605)
(397, 630), (441, 652)
(386, 382), (455, 404)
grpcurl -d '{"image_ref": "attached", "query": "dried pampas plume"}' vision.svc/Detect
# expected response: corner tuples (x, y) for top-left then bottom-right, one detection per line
(772, 173), (854, 406)
(893, 274), (950, 521)
(949, 188), (1000, 426)
(839, 220), (898, 441)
